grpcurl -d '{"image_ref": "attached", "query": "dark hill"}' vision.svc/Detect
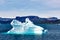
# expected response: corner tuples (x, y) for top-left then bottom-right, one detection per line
(0, 18), (13, 24)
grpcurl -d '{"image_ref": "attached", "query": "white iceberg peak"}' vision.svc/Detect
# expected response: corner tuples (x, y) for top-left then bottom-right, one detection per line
(7, 18), (47, 35)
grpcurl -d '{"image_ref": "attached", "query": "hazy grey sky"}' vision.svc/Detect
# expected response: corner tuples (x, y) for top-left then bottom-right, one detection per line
(0, 0), (60, 18)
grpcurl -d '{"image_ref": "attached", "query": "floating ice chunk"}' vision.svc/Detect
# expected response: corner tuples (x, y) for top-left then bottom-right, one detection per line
(7, 18), (47, 35)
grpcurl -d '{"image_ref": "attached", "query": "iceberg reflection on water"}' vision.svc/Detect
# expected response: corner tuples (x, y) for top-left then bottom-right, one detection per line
(7, 18), (48, 35)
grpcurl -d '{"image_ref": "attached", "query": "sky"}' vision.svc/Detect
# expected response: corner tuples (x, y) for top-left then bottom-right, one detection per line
(0, 0), (60, 18)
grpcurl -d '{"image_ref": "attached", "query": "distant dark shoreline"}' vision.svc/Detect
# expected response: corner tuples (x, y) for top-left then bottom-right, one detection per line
(0, 16), (60, 24)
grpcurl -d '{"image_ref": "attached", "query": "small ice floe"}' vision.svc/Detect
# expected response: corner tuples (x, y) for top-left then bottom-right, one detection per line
(7, 18), (48, 35)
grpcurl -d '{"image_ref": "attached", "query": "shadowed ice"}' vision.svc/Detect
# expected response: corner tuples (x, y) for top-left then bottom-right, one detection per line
(7, 18), (47, 35)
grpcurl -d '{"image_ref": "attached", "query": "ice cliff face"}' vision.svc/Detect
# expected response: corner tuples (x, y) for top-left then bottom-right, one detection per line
(7, 18), (47, 35)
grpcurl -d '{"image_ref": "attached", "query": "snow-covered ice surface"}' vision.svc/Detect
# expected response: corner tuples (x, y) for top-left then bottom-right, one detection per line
(7, 18), (48, 35)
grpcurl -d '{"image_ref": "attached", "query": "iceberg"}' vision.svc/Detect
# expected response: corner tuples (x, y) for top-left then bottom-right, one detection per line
(7, 18), (47, 35)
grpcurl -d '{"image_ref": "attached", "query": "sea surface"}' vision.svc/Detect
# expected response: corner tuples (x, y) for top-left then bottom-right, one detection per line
(0, 24), (60, 40)
(0, 18), (60, 40)
(0, 30), (60, 40)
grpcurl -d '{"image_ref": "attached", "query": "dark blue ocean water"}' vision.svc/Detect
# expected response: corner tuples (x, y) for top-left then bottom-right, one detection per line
(0, 24), (60, 40)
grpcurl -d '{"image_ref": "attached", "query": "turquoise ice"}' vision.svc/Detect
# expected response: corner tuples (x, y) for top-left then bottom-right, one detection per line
(7, 18), (47, 35)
